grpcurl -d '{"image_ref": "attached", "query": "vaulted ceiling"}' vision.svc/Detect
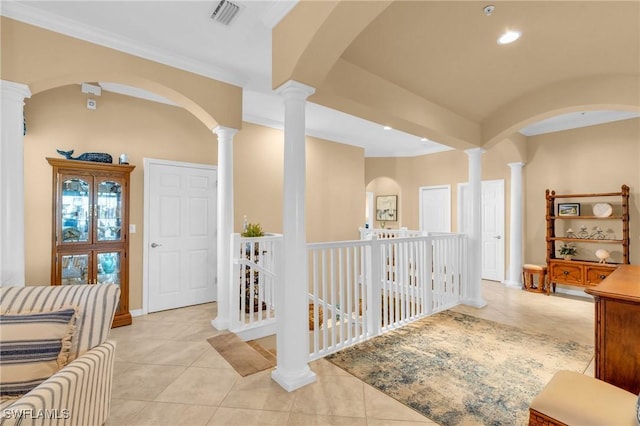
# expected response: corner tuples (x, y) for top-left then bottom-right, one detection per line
(3, 0), (639, 156)
(274, 1), (640, 150)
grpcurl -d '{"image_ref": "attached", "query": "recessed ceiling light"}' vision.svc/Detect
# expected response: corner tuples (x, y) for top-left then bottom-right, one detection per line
(498, 30), (521, 45)
(421, 137), (429, 142)
(383, 126), (393, 130)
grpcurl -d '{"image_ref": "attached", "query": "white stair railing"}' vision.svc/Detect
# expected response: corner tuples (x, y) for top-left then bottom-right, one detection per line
(226, 230), (466, 360)
(229, 233), (282, 340)
(307, 233), (467, 360)
(308, 240), (369, 358)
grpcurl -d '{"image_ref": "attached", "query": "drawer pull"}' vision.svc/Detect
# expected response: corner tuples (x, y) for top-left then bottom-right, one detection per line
(563, 270), (569, 275)
(599, 274), (607, 279)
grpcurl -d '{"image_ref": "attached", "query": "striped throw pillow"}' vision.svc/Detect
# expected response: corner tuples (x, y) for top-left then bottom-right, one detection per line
(0, 307), (77, 398)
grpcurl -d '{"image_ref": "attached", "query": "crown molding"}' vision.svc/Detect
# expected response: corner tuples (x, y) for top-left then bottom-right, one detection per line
(1, 1), (248, 88)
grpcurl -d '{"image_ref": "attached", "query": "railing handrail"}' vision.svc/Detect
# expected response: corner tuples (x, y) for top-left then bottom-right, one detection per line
(311, 232), (465, 251)
(238, 233), (283, 242)
(308, 239), (371, 250)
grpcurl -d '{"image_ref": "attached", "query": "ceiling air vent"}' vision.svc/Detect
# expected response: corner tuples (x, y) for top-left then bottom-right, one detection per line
(211, 0), (241, 26)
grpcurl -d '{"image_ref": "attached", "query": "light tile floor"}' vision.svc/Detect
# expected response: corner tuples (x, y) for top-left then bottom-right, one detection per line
(107, 281), (595, 425)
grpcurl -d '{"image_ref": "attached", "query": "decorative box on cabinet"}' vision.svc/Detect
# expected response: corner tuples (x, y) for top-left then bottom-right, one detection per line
(545, 185), (630, 291)
(48, 158), (135, 327)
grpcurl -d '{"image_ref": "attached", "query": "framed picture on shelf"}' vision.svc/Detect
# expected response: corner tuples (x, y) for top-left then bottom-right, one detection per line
(376, 195), (398, 221)
(558, 203), (580, 217)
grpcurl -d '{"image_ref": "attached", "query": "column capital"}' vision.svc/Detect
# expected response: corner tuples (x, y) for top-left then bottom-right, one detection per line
(212, 126), (239, 139)
(1, 80), (31, 101)
(275, 80), (315, 100)
(507, 161), (526, 169)
(464, 147), (486, 157)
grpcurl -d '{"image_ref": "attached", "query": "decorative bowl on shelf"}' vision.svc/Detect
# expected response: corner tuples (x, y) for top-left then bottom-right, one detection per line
(595, 249), (610, 264)
(592, 203), (612, 218)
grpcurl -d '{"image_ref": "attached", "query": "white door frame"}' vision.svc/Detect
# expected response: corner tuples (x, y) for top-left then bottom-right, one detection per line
(141, 157), (217, 316)
(419, 185), (452, 233)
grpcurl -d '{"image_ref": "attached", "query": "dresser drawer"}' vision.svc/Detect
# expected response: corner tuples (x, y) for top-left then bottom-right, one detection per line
(550, 262), (583, 285)
(585, 265), (616, 286)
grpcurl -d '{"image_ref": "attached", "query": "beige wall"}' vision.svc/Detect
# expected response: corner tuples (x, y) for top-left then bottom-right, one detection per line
(365, 139), (522, 232)
(1, 17), (242, 130)
(23, 86), (365, 310)
(365, 119), (640, 278)
(233, 122), (365, 242)
(24, 85), (218, 310)
(524, 118), (640, 266)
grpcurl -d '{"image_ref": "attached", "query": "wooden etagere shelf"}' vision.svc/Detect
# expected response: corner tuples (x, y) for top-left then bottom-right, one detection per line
(545, 185), (630, 291)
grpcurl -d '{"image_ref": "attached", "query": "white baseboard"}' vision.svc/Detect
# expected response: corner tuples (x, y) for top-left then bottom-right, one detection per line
(130, 308), (146, 317)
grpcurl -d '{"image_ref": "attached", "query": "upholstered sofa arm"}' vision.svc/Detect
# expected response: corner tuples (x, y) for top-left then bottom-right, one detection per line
(1, 340), (116, 426)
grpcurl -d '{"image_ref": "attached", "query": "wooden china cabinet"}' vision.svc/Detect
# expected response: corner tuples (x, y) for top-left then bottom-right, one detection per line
(48, 158), (135, 327)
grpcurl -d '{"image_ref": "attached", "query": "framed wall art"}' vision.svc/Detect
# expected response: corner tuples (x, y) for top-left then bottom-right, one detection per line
(376, 195), (398, 221)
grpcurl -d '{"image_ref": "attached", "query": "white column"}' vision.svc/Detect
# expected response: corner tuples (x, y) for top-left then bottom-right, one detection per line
(1, 80), (31, 287)
(504, 162), (525, 289)
(271, 80), (317, 392)
(462, 148), (487, 308)
(211, 126), (238, 330)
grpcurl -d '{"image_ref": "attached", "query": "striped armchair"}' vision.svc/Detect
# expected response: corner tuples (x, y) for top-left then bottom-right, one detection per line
(0, 284), (120, 426)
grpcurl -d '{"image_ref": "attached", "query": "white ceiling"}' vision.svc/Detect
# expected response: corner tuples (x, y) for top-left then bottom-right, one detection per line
(2, 0), (637, 157)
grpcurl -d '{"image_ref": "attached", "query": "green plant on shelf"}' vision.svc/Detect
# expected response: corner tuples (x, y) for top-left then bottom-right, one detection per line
(241, 222), (264, 238)
(558, 243), (578, 257)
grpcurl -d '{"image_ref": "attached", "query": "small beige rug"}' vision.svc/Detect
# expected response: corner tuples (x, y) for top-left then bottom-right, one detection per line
(207, 333), (276, 377)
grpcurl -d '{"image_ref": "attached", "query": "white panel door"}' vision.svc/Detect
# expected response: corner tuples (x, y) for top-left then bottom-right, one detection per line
(481, 180), (505, 282)
(419, 185), (451, 233)
(147, 160), (217, 312)
(458, 180), (505, 282)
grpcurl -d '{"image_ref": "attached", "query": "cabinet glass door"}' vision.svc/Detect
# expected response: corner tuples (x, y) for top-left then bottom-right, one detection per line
(97, 251), (121, 285)
(96, 179), (123, 242)
(60, 253), (89, 285)
(61, 178), (90, 243)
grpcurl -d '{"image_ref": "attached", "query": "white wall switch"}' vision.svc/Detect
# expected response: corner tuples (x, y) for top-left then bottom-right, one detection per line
(129, 224), (136, 233)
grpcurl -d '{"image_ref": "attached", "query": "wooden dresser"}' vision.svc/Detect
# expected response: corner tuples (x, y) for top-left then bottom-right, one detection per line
(585, 265), (640, 394)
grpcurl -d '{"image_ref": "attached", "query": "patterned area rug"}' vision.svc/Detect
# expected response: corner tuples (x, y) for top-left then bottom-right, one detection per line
(326, 310), (593, 425)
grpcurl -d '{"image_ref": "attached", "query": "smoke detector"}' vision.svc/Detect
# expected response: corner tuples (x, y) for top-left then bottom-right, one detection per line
(483, 5), (495, 16)
(211, 0), (242, 26)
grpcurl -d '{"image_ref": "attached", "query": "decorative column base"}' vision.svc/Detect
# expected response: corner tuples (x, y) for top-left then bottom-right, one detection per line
(271, 367), (317, 392)
(211, 318), (229, 331)
(503, 280), (523, 290)
(461, 296), (488, 308)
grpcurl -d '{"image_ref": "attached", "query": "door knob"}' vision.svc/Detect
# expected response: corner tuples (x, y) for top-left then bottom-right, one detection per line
(151, 242), (162, 248)
(493, 236), (502, 239)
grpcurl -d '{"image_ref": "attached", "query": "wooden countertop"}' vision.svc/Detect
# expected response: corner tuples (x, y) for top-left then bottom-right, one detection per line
(585, 265), (640, 303)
